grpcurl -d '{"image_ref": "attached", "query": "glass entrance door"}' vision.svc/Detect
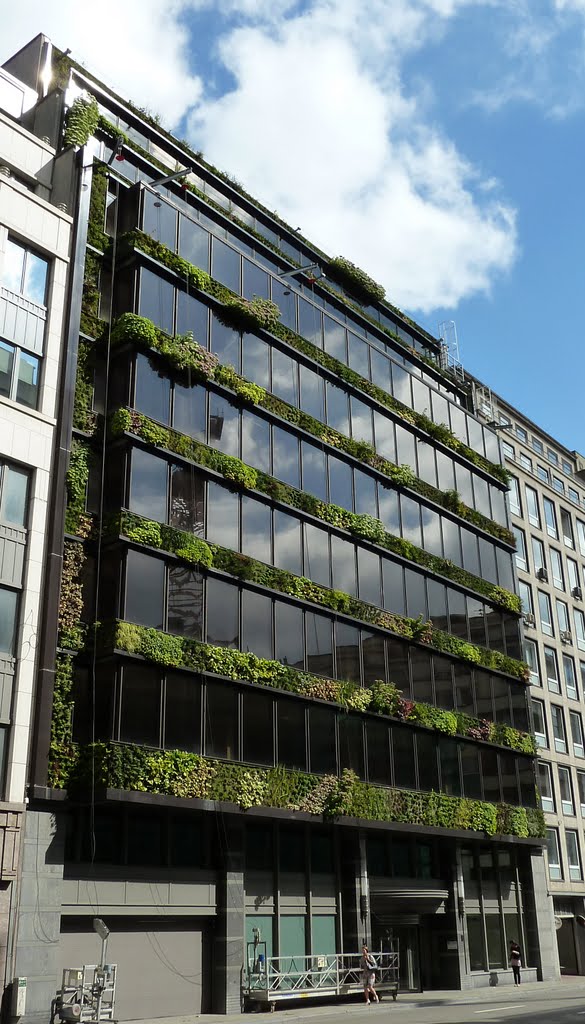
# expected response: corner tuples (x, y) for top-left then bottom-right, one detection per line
(373, 923), (421, 992)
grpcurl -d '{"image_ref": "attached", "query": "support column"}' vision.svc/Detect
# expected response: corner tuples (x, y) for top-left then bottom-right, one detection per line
(12, 809), (65, 1024)
(454, 845), (471, 990)
(529, 848), (559, 981)
(339, 830), (369, 954)
(214, 821), (245, 1014)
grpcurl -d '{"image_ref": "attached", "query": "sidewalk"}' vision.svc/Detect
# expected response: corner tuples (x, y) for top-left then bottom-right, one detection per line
(122, 976), (585, 1024)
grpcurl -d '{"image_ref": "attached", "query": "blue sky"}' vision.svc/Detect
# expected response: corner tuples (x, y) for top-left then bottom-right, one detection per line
(5, 0), (585, 449)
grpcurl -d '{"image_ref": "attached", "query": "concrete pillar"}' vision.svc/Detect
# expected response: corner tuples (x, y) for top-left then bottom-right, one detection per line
(454, 845), (471, 990)
(12, 809), (65, 1024)
(339, 831), (366, 954)
(358, 833), (372, 948)
(214, 821), (245, 1014)
(529, 848), (560, 981)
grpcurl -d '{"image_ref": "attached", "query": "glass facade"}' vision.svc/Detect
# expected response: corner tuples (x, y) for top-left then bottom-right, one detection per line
(51, 78), (545, 1003)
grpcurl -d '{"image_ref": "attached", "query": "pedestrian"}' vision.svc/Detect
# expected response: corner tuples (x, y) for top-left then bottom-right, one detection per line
(509, 941), (521, 985)
(360, 945), (379, 1004)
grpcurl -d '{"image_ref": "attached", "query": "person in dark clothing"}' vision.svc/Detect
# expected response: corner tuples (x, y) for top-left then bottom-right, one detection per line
(509, 942), (521, 985)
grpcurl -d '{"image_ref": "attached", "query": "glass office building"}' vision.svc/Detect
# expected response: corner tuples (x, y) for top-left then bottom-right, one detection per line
(1, 33), (558, 1022)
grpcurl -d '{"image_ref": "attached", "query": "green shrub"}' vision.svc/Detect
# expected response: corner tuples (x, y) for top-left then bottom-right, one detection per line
(51, 736), (543, 838)
(115, 407), (519, 613)
(328, 257), (386, 304)
(122, 232), (511, 493)
(64, 95), (99, 147)
(109, 621), (533, 753)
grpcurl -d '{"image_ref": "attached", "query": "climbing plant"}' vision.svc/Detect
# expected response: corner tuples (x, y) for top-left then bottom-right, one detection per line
(58, 541), (86, 650)
(328, 257), (386, 304)
(110, 403), (519, 614)
(48, 740), (545, 839)
(118, 234), (510, 491)
(63, 94), (100, 148)
(64, 440), (93, 538)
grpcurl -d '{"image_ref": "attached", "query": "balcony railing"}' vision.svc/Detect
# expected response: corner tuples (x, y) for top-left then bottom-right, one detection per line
(0, 286), (46, 355)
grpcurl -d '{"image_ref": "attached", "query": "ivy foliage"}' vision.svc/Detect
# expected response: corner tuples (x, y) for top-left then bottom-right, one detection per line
(49, 656), (79, 791)
(73, 339), (97, 435)
(80, 249), (104, 339)
(110, 401), (519, 614)
(113, 312), (518, 599)
(117, 511), (213, 568)
(49, 740), (545, 839)
(58, 541), (86, 651)
(87, 161), (109, 252)
(111, 616), (532, 744)
(118, 235), (511, 494)
(63, 94), (100, 148)
(65, 440), (93, 538)
(328, 257), (386, 304)
(111, 407), (258, 489)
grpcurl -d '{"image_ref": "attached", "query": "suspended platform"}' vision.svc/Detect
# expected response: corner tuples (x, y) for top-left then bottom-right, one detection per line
(242, 947), (399, 1011)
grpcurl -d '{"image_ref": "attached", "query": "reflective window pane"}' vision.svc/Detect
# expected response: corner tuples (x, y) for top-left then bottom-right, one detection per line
(242, 690), (274, 765)
(15, 351), (39, 409)
(242, 496), (271, 562)
(0, 586), (16, 655)
(139, 268), (174, 335)
(278, 699), (307, 770)
(1, 466), (28, 526)
(135, 353), (170, 424)
(242, 590), (273, 659)
(120, 664), (160, 746)
(206, 577), (239, 648)
(306, 611), (333, 677)
(274, 510), (302, 576)
(211, 237), (240, 293)
(178, 216), (210, 271)
(205, 681), (238, 759)
(165, 672), (201, 752)
(125, 550), (164, 629)
(168, 565), (203, 638)
(129, 448), (168, 522)
(275, 600), (304, 668)
(0, 342), (14, 398)
(309, 706), (336, 774)
(173, 380), (206, 440)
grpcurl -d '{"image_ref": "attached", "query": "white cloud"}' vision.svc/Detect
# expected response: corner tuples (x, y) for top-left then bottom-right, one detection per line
(3, 0), (519, 312)
(188, 1), (517, 312)
(2, 0), (202, 126)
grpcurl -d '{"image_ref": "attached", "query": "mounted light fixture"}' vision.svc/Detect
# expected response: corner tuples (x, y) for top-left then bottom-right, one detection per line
(148, 167), (194, 189)
(107, 136), (125, 166)
(277, 263), (324, 296)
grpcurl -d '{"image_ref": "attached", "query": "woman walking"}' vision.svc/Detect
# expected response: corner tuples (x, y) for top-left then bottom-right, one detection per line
(360, 945), (379, 1004)
(509, 942), (522, 985)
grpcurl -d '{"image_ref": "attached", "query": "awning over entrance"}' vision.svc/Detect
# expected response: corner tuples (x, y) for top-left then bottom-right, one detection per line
(369, 877), (449, 917)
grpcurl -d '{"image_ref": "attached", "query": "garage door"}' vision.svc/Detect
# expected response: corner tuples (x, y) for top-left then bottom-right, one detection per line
(59, 918), (206, 1019)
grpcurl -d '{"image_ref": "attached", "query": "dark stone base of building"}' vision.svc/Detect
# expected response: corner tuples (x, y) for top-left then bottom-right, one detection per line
(11, 804), (557, 1021)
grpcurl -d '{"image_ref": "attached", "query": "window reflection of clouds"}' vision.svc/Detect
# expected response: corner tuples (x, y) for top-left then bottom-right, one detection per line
(273, 510), (302, 576)
(303, 523), (330, 588)
(242, 496), (271, 564)
(421, 505), (443, 558)
(206, 481), (239, 549)
(2, 240), (24, 294)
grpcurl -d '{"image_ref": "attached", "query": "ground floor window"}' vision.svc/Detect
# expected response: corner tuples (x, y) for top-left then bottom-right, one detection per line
(462, 845), (536, 972)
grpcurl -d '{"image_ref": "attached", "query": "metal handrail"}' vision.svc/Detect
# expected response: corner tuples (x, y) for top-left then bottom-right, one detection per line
(243, 949), (399, 999)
